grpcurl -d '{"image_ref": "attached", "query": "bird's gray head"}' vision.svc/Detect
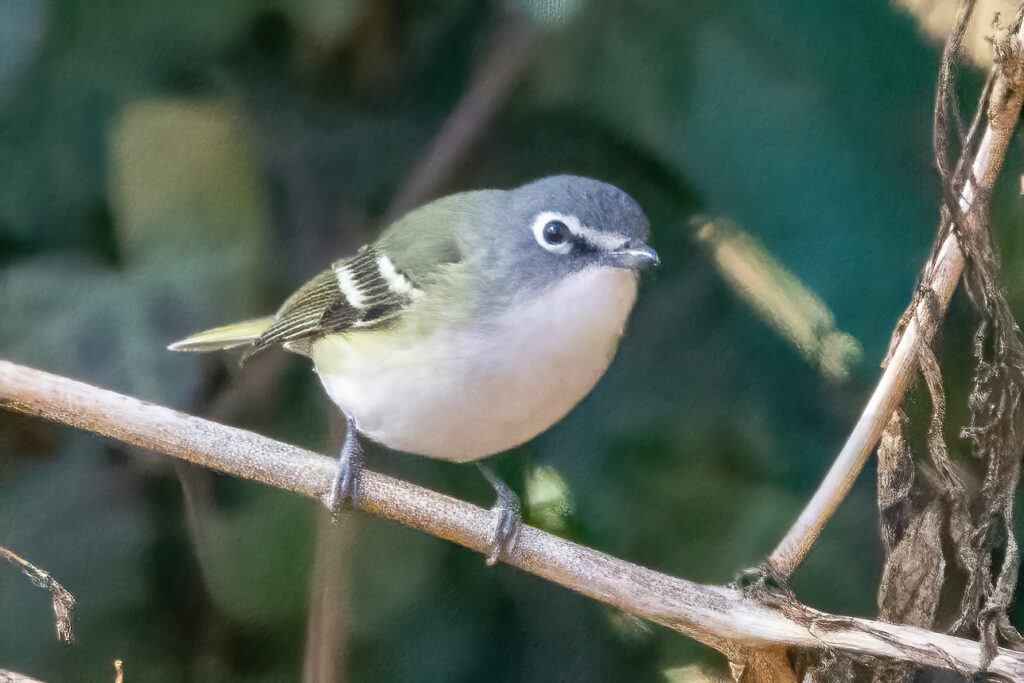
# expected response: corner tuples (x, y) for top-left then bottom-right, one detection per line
(481, 175), (656, 301)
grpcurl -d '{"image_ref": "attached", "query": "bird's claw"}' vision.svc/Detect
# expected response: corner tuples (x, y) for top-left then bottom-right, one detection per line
(480, 464), (522, 565)
(324, 417), (365, 519)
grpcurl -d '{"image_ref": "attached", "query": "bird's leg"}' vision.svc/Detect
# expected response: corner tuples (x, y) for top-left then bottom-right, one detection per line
(478, 464), (522, 566)
(324, 415), (365, 518)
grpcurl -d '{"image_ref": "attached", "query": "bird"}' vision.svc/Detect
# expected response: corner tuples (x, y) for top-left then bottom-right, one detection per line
(169, 174), (658, 563)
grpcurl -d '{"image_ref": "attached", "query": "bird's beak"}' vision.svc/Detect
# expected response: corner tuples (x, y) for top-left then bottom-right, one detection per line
(607, 243), (660, 270)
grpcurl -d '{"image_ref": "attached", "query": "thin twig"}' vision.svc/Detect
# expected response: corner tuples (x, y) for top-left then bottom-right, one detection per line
(3, 361), (1024, 677)
(386, 12), (538, 218)
(768, 12), (1024, 579)
(0, 544), (75, 644)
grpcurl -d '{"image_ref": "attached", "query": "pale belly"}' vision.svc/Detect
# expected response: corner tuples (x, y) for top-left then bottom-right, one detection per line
(311, 268), (639, 461)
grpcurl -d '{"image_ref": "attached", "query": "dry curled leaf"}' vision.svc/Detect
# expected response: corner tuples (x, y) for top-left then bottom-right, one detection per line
(0, 545), (75, 644)
(894, 0), (1016, 66)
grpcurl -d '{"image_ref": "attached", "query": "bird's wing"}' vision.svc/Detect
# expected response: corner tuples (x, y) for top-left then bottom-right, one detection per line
(246, 246), (422, 359)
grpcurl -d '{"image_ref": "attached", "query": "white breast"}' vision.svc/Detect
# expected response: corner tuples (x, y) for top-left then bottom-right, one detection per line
(311, 267), (639, 461)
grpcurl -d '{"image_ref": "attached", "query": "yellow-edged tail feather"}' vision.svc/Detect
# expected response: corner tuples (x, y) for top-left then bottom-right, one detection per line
(168, 317), (274, 353)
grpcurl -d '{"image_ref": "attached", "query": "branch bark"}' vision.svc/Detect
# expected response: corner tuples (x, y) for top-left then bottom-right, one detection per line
(0, 669), (46, 683)
(3, 360), (1024, 678)
(768, 15), (1024, 580)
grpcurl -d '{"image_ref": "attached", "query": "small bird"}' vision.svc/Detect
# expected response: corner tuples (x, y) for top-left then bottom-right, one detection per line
(170, 175), (657, 562)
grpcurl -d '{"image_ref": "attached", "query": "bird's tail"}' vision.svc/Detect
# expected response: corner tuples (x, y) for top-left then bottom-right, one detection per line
(167, 316), (274, 353)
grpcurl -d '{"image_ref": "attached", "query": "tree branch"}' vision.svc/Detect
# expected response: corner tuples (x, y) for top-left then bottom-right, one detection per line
(0, 669), (46, 683)
(3, 360), (1024, 678)
(768, 15), (1024, 580)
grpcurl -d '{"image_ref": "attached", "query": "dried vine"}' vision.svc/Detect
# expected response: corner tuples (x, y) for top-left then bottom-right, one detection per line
(873, 0), (1024, 671)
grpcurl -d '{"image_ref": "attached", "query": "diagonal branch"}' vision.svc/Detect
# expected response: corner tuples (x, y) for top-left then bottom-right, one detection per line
(3, 360), (1024, 678)
(768, 12), (1024, 580)
(386, 12), (537, 218)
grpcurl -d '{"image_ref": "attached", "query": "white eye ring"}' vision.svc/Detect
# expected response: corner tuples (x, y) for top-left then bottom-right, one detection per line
(531, 212), (580, 254)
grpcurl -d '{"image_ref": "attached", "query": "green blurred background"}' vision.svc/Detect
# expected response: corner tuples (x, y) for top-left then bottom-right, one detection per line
(2, 0), (1023, 680)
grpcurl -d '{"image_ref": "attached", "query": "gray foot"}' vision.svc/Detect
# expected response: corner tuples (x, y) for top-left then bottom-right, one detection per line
(479, 464), (522, 565)
(324, 416), (365, 518)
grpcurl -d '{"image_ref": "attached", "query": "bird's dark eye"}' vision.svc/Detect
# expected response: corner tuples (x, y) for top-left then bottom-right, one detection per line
(542, 220), (571, 246)
(532, 214), (577, 253)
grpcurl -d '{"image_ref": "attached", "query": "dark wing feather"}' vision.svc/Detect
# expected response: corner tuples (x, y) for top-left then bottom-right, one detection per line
(244, 247), (416, 359)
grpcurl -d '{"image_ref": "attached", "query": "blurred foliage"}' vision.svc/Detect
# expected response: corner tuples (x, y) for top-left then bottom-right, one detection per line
(3, 0), (1024, 681)
(694, 217), (863, 382)
(523, 465), (576, 535)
